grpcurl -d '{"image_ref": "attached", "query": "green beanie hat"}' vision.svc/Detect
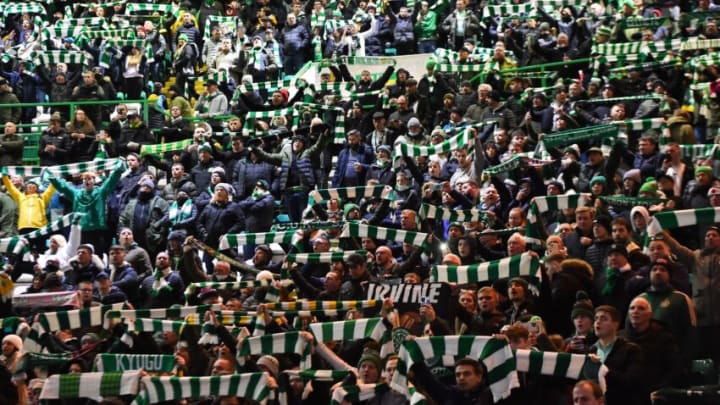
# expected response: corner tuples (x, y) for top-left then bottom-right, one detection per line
(638, 177), (658, 196)
(590, 175), (606, 186)
(426, 58), (437, 70)
(695, 166), (713, 177)
(344, 203), (360, 218)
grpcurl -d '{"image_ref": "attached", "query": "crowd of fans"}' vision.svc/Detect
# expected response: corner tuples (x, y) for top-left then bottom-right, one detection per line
(0, 0), (718, 404)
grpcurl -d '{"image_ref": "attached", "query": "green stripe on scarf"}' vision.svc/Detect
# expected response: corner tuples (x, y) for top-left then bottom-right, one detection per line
(391, 336), (517, 403)
(39, 370), (141, 400)
(237, 331), (312, 369)
(418, 203), (489, 223)
(542, 125), (619, 149)
(219, 230), (303, 250)
(310, 186), (393, 206)
(394, 125), (474, 158)
(647, 207), (720, 237)
(340, 223), (428, 247)
(309, 317), (387, 342)
(287, 250), (367, 264)
(133, 373), (271, 405)
(431, 252), (540, 284)
(140, 139), (192, 156)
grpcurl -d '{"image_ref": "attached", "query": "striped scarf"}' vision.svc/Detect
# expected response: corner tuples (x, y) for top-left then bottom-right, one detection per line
(483, 154), (554, 175)
(237, 331), (312, 369)
(183, 279), (282, 302)
(22, 213), (83, 242)
(104, 305), (219, 323)
(340, 223), (429, 248)
(25, 304), (125, 352)
(150, 268), (172, 296)
(219, 230), (304, 250)
(139, 139), (191, 157)
(310, 185), (393, 206)
(525, 193), (591, 245)
(29, 50), (89, 66)
(132, 373), (273, 405)
(309, 317), (387, 343)
(418, 203), (488, 223)
(127, 318), (185, 334)
(647, 207), (720, 238)
(95, 354), (176, 373)
(286, 250), (366, 264)
(391, 336), (517, 403)
(124, 3), (173, 15)
(168, 199), (193, 224)
(40, 370), (141, 401)
(431, 252), (540, 284)
(614, 117), (666, 131)
(394, 125), (473, 158)
(241, 78), (296, 93)
(7, 158), (123, 179)
(482, 2), (533, 16)
(264, 300), (378, 311)
(514, 349), (587, 378)
(542, 125), (619, 149)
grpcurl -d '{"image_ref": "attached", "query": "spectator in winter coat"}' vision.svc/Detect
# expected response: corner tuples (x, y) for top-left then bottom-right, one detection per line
(70, 72), (105, 128)
(196, 183), (245, 273)
(0, 78), (20, 124)
(236, 180), (275, 233)
(119, 179), (169, 258)
(39, 113), (70, 165)
(0, 122), (24, 167)
(391, 7), (414, 55)
(332, 129), (375, 187)
(281, 14), (310, 75)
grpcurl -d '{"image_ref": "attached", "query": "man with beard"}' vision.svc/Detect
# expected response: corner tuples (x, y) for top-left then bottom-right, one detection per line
(332, 129), (375, 187)
(505, 277), (537, 324)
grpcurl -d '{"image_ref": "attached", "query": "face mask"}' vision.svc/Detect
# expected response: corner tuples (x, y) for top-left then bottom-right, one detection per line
(561, 157), (573, 169)
(215, 274), (228, 281)
(396, 183), (410, 192)
(376, 158), (389, 167)
(138, 190), (152, 200)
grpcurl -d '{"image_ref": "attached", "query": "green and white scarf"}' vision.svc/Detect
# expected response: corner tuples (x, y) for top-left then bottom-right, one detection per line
(40, 370), (141, 401)
(542, 125), (619, 149)
(127, 318), (185, 334)
(236, 331), (312, 369)
(394, 125), (473, 158)
(483, 154), (554, 175)
(168, 199), (193, 224)
(431, 252), (540, 284)
(418, 203), (488, 223)
(219, 230), (304, 250)
(287, 250), (366, 264)
(340, 223), (428, 248)
(309, 317), (386, 343)
(310, 185), (393, 206)
(647, 207), (720, 237)
(131, 373), (273, 405)
(391, 336), (517, 403)
(514, 349), (587, 378)
(265, 300), (379, 311)
(183, 279), (287, 302)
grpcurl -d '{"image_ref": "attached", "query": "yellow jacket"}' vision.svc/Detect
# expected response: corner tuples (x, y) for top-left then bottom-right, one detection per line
(2, 175), (55, 230)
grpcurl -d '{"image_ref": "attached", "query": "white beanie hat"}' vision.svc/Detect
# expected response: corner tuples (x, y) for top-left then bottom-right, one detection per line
(256, 355), (279, 377)
(3, 334), (23, 352)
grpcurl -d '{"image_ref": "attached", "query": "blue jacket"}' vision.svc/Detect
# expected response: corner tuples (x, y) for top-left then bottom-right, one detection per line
(332, 143), (375, 187)
(282, 23), (310, 52)
(232, 158), (277, 199)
